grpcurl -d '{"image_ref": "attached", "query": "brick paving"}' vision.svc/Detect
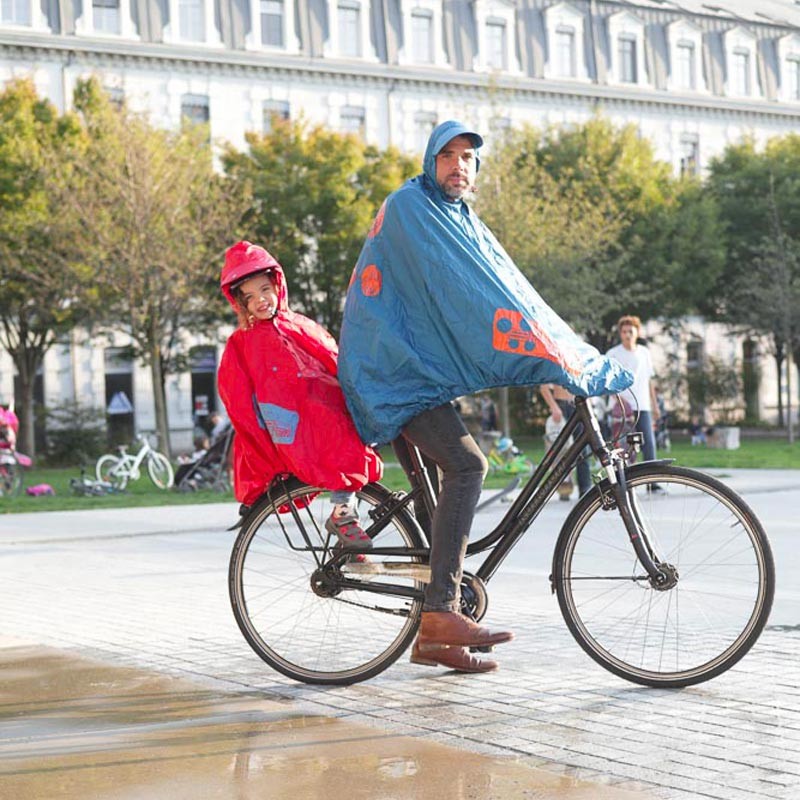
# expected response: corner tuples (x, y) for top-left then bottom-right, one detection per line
(1, 472), (798, 798)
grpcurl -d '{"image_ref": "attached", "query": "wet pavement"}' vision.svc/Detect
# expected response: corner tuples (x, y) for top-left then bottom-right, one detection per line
(1, 643), (650, 799)
(1, 467), (799, 798)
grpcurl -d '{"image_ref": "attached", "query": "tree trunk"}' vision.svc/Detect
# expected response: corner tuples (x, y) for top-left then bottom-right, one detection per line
(15, 371), (36, 458)
(149, 340), (172, 459)
(775, 351), (785, 428)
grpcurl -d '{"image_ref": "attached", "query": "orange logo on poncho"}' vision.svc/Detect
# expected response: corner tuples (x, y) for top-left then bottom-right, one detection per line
(361, 265), (382, 297)
(492, 309), (583, 376)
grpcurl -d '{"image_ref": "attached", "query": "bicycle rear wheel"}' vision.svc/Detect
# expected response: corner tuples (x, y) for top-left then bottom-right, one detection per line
(229, 480), (425, 685)
(96, 454), (127, 490)
(147, 451), (174, 489)
(553, 464), (774, 688)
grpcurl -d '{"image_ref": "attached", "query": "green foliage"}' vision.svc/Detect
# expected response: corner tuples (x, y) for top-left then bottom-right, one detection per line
(44, 401), (107, 466)
(53, 78), (251, 454)
(222, 118), (417, 335)
(477, 116), (725, 349)
(0, 79), (94, 456)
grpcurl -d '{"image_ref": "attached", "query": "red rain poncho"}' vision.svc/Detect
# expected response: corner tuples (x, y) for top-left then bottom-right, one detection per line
(218, 251), (382, 505)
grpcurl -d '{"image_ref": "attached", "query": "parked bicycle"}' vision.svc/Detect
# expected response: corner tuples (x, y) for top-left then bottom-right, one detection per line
(0, 448), (24, 497)
(95, 433), (174, 490)
(486, 435), (534, 476)
(228, 396), (774, 688)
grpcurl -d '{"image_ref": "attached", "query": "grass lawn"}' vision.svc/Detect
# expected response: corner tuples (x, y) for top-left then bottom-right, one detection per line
(3, 433), (799, 514)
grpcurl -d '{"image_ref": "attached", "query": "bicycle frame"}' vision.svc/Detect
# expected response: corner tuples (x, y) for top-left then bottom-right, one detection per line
(116, 436), (154, 476)
(302, 397), (672, 601)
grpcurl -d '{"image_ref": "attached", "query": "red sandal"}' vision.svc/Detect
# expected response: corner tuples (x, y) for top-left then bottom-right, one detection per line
(325, 510), (372, 549)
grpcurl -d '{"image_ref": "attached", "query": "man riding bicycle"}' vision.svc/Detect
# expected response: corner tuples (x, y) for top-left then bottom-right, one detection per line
(339, 120), (632, 674)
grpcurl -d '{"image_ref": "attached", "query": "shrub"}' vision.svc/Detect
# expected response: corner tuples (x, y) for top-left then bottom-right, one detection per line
(44, 401), (106, 466)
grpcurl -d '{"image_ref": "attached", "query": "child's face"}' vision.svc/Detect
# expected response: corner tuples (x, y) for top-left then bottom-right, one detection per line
(239, 273), (278, 321)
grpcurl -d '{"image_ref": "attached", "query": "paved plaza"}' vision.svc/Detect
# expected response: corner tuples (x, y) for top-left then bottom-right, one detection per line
(1, 468), (799, 798)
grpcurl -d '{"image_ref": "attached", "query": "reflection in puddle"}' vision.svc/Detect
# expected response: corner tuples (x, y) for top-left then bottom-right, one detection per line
(0, 645), (654, 800)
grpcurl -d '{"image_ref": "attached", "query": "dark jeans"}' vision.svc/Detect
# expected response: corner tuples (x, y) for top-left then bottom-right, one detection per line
(557, 399), (592, 496)
(636, 410), (657, 462)
(395, 404), (488, 612)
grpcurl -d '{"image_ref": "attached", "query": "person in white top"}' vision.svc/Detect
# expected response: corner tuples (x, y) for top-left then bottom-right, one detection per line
(606, 315), (660, 465)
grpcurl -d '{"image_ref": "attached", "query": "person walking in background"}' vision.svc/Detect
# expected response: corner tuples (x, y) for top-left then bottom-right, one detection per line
(606, 315), (661, 482)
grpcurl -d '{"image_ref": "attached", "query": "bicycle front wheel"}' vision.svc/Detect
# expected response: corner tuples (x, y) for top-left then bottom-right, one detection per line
(147, 452), (174, 489)
(553, 464), (774, 688)
(229, 480), (425, 685)
(96, 454), (127, 489)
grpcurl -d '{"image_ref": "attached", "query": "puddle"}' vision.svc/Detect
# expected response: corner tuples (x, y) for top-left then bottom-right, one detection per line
(0, 645), (654, 800)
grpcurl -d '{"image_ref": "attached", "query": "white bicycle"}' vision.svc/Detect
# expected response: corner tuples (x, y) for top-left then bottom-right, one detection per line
(95, 433), (174, 490)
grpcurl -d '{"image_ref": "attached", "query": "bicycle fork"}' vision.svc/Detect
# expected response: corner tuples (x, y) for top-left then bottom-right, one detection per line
(604, 461), (675, 590)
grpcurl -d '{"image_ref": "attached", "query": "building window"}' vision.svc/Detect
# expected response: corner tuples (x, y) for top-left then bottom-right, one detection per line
(679, 135), (699, 176)
(618, 34), (637, 83)
(411, 9), (433, 64)
(414, 111), (437, 153)
(93, 0), (121, 34)
(732, 48), (751, 95)
(788, 56), (800, 101)
(263, 99), (290, 132)
(105, 85), (125, 108)
(555, 25), (576, 78)
(181, 93), (210, 126)
(1, 0), (30, 24)
(338, 1), (361, 57)
(340, 105), (365, 136)
(178, 0), (204, 41)
(676, 40), (696, 90)
(486, 18), (507, 70)
(260, 0), (283, 46)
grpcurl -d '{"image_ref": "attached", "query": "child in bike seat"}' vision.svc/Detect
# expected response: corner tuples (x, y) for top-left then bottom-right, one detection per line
(218, 241), (382, 549)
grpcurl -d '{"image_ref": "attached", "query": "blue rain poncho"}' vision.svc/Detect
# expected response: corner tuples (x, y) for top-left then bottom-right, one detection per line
(339, 120), (633, 445)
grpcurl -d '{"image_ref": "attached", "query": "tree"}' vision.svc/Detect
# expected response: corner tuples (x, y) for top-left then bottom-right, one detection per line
(0, 79), (96, 457)
(222, 118), (417, 335)
(477, 117), (725, 350)
(707, 134), (800, 427)
(54, 79), (250, 455)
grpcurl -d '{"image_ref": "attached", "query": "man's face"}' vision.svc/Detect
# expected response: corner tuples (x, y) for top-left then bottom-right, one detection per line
(435, 135), (478, 202)
(620, 324), (639, 348)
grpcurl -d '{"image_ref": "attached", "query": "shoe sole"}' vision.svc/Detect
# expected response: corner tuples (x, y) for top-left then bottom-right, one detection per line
(418, 631), (514, 648)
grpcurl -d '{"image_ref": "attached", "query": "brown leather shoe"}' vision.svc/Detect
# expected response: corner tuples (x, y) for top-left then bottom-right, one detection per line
(418, 611), (514, 648)
(410, 640), (498, 673)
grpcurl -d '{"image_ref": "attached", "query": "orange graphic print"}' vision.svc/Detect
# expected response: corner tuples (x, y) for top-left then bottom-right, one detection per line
(492, 309), (583, 376)
(367, 202), (386, 238)
(361, 264), (383, 297)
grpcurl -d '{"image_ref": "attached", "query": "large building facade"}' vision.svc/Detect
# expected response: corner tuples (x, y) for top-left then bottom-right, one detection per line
(2, 0), (799, 446)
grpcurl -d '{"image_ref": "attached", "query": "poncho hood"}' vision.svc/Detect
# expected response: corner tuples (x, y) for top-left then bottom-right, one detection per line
(422, 120), (484, 187)
(339, 120), (633, 446)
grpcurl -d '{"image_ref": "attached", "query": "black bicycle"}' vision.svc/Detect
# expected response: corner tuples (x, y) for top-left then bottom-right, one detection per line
(229, 396), (774, 688)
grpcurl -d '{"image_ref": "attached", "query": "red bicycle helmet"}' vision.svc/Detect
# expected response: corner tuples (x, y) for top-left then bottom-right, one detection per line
(220, 241), (280, 308)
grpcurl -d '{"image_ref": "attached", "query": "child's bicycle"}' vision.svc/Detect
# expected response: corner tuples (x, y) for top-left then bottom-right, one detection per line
(95, 433), (174, 490)
(486, 436), (534, 476)
(0, 448), (25, 497)
(228, 396), (774, 687)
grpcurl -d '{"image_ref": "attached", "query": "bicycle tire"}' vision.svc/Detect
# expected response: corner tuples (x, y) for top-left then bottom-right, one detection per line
(96, 454), (127, 490)
(229, 479), (425, 685)
(147, 451), (174, 489)
(0, 461), (22, 496)
(552, 464), (774, 688)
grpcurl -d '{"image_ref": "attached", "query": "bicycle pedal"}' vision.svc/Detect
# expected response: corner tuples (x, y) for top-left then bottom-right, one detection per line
(470, 645), (495, 654)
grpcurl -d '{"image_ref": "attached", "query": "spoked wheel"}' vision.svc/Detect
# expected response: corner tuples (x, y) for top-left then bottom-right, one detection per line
(96, 454), (127, 489)
(147, 452), (174, 489)
(0, 461), (22, 496)
(553, 464), (774, 688)
(229, 480), (426, 685)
